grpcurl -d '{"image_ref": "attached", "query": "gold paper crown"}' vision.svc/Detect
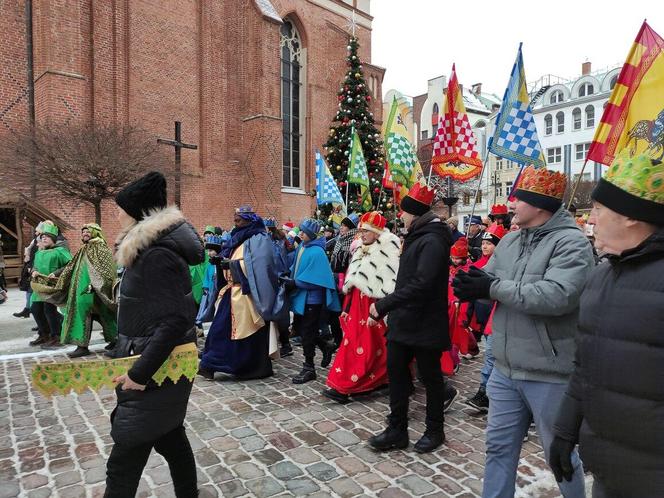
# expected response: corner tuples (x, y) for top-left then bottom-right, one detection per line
(517, 166), (567, 200)
(605, 150), (664, 205)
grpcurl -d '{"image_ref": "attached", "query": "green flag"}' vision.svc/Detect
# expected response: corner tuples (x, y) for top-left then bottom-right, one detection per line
(348, 129), (372, 210)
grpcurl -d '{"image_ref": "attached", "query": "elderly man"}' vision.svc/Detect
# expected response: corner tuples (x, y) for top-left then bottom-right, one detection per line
(466, 215), (484, 262)
(550, 152), (664, 498)
(453, 166), (594, 498)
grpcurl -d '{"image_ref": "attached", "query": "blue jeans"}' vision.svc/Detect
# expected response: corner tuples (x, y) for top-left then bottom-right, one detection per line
(480, 334), (494, 388)
(483, 368), (585, 498)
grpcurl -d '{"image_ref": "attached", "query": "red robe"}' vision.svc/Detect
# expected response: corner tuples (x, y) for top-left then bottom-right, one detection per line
(326, 289), (388, 394)
(448, 262), (478, 357)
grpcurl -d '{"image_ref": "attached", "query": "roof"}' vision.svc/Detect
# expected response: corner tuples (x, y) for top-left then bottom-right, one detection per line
(0, 186), (73, 230)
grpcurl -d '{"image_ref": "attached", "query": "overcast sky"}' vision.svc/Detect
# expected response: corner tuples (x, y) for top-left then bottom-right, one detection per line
(371, 1), (659, 98)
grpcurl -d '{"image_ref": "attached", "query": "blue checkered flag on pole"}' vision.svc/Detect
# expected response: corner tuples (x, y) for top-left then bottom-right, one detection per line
(315, 150), (345, 206)
(489, 44), (546, 168)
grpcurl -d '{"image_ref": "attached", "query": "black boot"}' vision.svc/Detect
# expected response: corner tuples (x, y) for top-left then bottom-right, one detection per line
(318, 338), (335, 368)
(414, 431), (445, 453)
(368, 426), (409, 451)
(322, 388), (350, 404)
(105, 341), (117, 351)
(29, 335), (48, 346)
(67, 346), (91, 358)
(13, 308), (30, 318)
(197, 367), (214, 380)
(465, 386), (489, 413)
(292, 363), (316, 384)
(443, 385), (458, 413)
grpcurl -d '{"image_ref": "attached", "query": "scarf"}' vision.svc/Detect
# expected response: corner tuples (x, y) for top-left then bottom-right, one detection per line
(331, 228), (358, 272)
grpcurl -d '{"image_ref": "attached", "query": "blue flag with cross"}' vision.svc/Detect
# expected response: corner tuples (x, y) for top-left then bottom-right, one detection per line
(488, 43), (546, 168)
(315, 150), (345, 206)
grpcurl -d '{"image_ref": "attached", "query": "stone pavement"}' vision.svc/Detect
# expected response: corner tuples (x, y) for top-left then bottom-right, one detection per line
(0, 339), (590, 498)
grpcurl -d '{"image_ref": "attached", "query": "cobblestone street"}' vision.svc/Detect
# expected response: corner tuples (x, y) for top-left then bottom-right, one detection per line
(0, 338), (589, 498)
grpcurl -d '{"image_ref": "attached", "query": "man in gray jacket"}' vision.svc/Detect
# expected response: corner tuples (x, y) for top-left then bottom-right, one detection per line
(454, 166), (594, 498)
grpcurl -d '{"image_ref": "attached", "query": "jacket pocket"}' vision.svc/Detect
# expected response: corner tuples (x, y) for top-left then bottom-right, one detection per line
(535, 321), (557, 357)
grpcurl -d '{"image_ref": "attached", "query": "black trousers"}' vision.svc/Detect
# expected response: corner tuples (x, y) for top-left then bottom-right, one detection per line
(31, 301), (62, 339)
(293, 304), (325, 364)
(328, 309), (343, 346)
(105, 425), (197, 498)
(386, 340), (452, 435)
(277, 315), (291, 347)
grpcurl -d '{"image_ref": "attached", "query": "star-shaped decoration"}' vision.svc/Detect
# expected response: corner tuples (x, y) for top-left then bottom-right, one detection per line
(345, 10), (358, 36)
(335, 367), (342, 373)
(359, 319), (366, 326)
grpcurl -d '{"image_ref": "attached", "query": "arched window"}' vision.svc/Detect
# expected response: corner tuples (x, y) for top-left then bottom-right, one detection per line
(544, 114), (553, 135)
(556, 111), (565, 133)
(579, 82), (594, 97)
(610, 75), (618, 90)
(550, 90), (564, 104)
(572, 108), (582, 131)
(281, 20), (304, 188)
(585, 105), (595, 128)
(431, 103), (439, 135)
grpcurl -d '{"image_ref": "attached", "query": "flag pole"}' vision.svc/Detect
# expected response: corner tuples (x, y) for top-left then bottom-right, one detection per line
(566, 159), (589, 210)
(346, 125), (354, 209)
(464, 156), (490, 233)
(375, 185), (384, 211)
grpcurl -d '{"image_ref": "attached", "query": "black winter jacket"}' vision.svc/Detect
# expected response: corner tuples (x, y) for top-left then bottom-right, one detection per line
(553, 229), (664, 496)
(375, 212), (452, 350)
(111, 206), (204, 446)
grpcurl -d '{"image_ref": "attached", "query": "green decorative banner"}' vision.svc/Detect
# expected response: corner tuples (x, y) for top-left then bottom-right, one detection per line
(31, 342), (198, 397)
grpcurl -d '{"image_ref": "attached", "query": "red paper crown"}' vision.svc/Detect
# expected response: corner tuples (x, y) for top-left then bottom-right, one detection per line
(490, 204), (508, 216)
(359, 211), (387, 233)
(517, 166), (567, 200)
(406, 181), (435, 207)
(483, 223), (508, 241)
(450, 237), (469, 258)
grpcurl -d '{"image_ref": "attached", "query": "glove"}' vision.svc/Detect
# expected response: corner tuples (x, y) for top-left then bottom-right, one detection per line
(280, 276), (296, 291)
(452, 267), (495, 302)
(549, 436), (575, 482)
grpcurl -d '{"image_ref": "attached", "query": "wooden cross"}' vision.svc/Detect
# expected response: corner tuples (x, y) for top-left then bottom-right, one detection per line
(157, 121), (198, 207)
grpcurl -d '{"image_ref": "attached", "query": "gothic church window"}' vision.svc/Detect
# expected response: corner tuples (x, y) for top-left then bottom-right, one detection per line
(281, 20), (304, 188)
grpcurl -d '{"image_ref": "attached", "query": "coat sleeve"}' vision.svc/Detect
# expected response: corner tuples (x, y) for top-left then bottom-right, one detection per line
(375, 236), (445, 317)
(553, 336), (585, 442)
(128, 249), (193, 385)
(489, 234), (594, 316)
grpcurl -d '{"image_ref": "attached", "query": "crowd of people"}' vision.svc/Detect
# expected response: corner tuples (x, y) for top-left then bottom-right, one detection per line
(7, 149), (664, 497)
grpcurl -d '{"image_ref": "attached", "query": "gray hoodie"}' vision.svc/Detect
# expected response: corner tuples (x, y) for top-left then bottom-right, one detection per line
(484, 206), (595, 383)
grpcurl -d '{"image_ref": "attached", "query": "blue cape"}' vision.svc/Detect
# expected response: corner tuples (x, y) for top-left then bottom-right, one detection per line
(289, 237), (340, 315)
(242, 232), (286, 321)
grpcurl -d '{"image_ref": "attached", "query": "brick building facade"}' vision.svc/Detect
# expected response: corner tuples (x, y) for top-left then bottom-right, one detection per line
(0, 0), (383, 249)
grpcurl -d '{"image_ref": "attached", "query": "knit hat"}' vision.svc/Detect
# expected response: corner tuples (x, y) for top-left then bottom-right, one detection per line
(299, 219), (320, 240)
(450, 237), (469, 258)
(446, 216), (459, 228)
(359, 211), (387, 234)
(401, 182), (435, 216)
(513, 166), (567, 213)
(341, 213), (360, 229)
(115, 171), (167, 220)
(592, 150), (664, 225)
(482, 223), (508, 246)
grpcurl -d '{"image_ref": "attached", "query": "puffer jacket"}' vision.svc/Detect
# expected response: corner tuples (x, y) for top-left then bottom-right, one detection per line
(375, 212), (452, 350)
(554, 229), (664, 497)
(111, 206), (204, 446)
(483, 206), (595, 383)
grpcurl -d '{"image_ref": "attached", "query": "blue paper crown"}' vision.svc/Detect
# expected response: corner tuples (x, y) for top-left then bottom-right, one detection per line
(235, 205), (254, 214)
(264, 217), (277, 228)
(205, 235), (224, 248)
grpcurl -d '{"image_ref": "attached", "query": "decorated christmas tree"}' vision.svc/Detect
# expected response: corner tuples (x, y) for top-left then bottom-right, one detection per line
(323, 35), (390, 214)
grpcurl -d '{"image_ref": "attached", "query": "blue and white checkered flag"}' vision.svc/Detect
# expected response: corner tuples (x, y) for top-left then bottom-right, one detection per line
(489, 44), (545, 168)
(315, 150), (345, 206)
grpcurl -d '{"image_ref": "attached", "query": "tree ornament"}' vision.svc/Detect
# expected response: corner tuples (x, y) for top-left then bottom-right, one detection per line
(374, 187), (380, 193)
(387, 203), (393, 209)
(347, 45), (352, 50)
(370, 159), (376, 165)
(355, 73), (361, 78)
(336, 165), (342, 171)
(338, 95), (344, 102)
(347, 97), (353, 103)
(366, 95), (371, 102)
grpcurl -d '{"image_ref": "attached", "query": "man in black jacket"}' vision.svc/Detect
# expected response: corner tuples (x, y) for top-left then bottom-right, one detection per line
(550, 152), (664, 497)
(106, 172), (204, 498)
(368, 182), (456, 453)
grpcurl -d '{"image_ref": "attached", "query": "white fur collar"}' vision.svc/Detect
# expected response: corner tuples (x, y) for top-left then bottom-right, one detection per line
(343, 230), (401, 298)
(115, 206), (185, 268)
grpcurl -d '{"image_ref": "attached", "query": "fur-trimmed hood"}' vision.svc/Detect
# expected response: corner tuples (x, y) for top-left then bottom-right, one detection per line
(115, 205), (204, 268)
(343, 229), (401, 298)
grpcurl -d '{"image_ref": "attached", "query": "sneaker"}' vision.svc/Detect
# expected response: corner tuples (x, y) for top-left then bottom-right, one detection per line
(443, 386), (458, 413)
(465, 387), (489, 413)
(280, 345), (293, 358)
(67, 346), (91, 358)
(322, 388), (350, 404)
(292, 365), (316, 384)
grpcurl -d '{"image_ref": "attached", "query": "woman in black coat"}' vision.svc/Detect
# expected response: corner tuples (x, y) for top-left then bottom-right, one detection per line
(106, 172), (204, 498)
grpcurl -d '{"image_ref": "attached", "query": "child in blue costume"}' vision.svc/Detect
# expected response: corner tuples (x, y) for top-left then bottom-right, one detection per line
(289, 218), (340, 384)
